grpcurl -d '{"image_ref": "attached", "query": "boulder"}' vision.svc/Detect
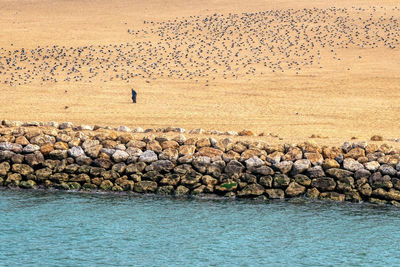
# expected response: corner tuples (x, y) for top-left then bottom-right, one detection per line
(12, 164), (34, 176)
(283, 147), (303, 161)
(134, 181), (158, 193)
(294, 174), (311, 187)
(139, 150), (158, 163)
(291, 159), (311, 175)
(273, 160), (293, 174)
(266, 151), (283, 164)
(306, 166), (325, 178)
(343, 158), (364, 172)
(175, 185), (190, 196)
(304, 152), (323, 165)
(112, 150), (130, 163)
(245, 156), (265, 170)
(68, 146), (85, 158)
(22, 144), (40, 153)
(237, 183), (265, 197)
(344, 147), (365, 159)
(265, 189), (285, 199)
(319, 192), (345, 202)
(322, 159), (340, 170)
(273, 174), (291, 188)
(0, 162), (11, 176)
(379, 164), (397, 176)
(20, 180), (37, 189)
(326, 168), (353, 179)
(49, 150), (68, 160)
(149, 160), (175, 172)
(364, 161), (380, 172)
(311, 177), (336, 191)
(40, 143), (54, 155)
(192, 156), (211, 173)
(285, 182), (306, 197)
(259, 176), (273, 188)
(224, 160), (245, 175)
(98, 180), (113, 190)
(306, 188), (320, 199)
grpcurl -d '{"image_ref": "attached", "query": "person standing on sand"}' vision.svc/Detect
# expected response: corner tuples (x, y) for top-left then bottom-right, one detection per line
(131, 89), (137, 103)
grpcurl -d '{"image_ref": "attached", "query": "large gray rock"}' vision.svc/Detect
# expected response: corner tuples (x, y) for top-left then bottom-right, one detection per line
(126, 147), (143, 157)
(379, 164), (397, 176)
(116, 125), (131, 132)
(343, 158), (364, 172)
(245, 156), (265, 170)
(273, 160), (293, 174)
(192, 156), (211, 173)
(291, 159), (311, 175)
(22, 144), (40, 153)
(139, 150), (158, 163)
(0, 142), (22, 153)
(112, 150), (130, 163)
(224, 160), (245, 175)
(68, 146), (85, 158)
(364, 161), (380, 172)
(306, 166), (325, 178)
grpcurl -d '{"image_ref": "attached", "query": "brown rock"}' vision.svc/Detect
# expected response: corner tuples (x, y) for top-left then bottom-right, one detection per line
(237, 183), (265, 197)
(238, 129), (254, 136)
(344, 148), (365, 159)
(196, 138), (211, 148)
(178, 145), (196, 156)
(40, 143), (54, 155)
(265, 189), (285, 199)
(146, 140), (162, 153)
(54, 141), (69, 150)
(371, 135), (384, 141)
(306, 188), (320, 199)
(283, 147), (303, 161)
(161, 140), (179, 150)
(319, 192), (345, 202)
(311, 177), (336, 191)
(285, 182), (306, 197)
(322, 159), (340, 170)
(197, 147), (223, 158)
(304, 152), (323, 165)
(365, 144), (379, 154)
(222, 150), (240, 162)
(322, 146), (341, 159)
(214, 138), (233, 152)
(241, 148), (263, 160)
(298, 141), (322, 153)
(232, 142), (247, 153)
(15, 136), (30, 145)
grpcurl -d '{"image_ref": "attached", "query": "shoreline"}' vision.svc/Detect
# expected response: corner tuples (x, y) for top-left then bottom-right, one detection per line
(1, 120), (400, 207)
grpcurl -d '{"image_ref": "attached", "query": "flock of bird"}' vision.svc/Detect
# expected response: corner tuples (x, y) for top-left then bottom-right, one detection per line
(0, 6), (399, 86)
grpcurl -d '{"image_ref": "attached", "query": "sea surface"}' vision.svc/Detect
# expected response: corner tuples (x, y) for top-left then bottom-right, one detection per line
(1, 189), (400, 266)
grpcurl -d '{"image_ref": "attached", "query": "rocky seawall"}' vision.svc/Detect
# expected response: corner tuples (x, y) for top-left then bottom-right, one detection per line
(1, 120), (400, 206)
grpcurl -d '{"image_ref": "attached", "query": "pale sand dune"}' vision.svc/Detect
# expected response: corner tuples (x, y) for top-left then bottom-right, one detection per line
(0, 0), (399, 145)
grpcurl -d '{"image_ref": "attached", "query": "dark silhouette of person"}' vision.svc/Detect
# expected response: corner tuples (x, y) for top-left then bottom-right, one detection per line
(131, 89), (137, 103)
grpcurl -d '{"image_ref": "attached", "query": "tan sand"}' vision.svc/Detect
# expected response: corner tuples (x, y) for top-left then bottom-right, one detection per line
(0, 0), (399, 146)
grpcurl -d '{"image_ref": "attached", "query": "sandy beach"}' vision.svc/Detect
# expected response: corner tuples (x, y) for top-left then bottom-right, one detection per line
(0, 0), (399, 145)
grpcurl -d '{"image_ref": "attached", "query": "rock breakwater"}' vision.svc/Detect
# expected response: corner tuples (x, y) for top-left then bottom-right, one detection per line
(1, 120), (400, 206)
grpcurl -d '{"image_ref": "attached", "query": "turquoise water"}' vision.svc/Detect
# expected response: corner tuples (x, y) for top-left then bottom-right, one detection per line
(1, 190), (400, 266)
